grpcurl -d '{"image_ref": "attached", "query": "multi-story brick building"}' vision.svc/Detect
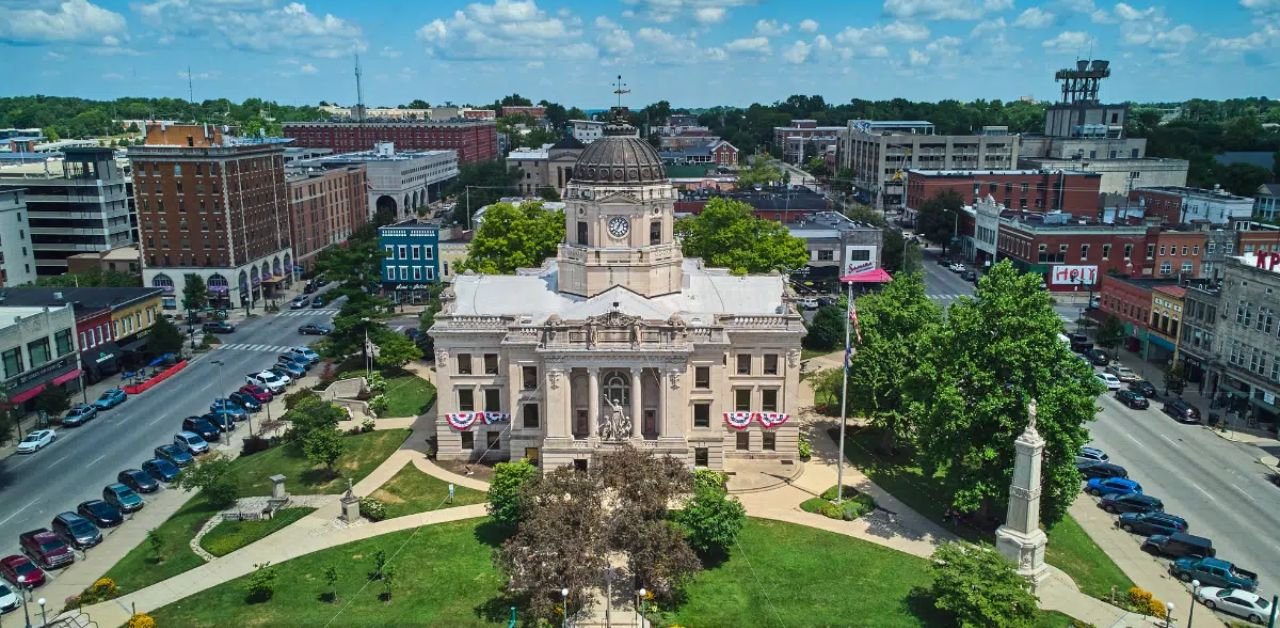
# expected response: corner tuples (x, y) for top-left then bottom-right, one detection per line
(1130, 186), (1255, 227)
(1148, 284), (1186, 361)
(286, 164), (368, 271)
(1145, 228), (1207, 279)
(282, 120), (498, 164)
(987, 208), (1148, 288)
(1179, 281), (1220, 386)
(1096, 275), (1174, 354)
(130, 124), (294, 311)
(499, 106), (546, 121)
(905, 169), (1101, 218)
(297, 143), (457, 220)
(774, 120), (846, 164)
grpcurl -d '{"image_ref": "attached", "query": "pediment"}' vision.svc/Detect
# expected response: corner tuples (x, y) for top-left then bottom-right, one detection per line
(593, 191), (642, 205)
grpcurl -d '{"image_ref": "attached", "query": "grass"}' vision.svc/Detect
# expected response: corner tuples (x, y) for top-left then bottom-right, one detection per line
(660, 518), (945, 627)
(380, 375), (436, 417)
(150, 518), (510, 627)
(101, 497), (219, 595)
(368, 463), (486, 519)
(200, 508), (316, 557)
(799, 484), (878, 521)
(830, 425), (1134, 602)
(226, 429), (409, 496)
(800, 347), (833, 362)
(1036, 610), (1086, 627)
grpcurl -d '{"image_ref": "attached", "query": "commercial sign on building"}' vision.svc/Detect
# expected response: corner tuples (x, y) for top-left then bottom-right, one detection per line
(844, 246), (878, 275)
(1050, 265), (1098, 286)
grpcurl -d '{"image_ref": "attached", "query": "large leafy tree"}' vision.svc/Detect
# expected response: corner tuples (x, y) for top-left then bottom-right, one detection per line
(675, 197), (808, 275)
(929, 542), (1038, 628)
(734, 160), (784, 188)
(372, 329), (422, 369)
(34, 269), (139, 288)
(181, 274), (207, 319)
(845, 273), (940, 453)
(486, 459), (539, 528)
(911, 261), (1102, 527)
(147, 316), (184, 355)
(176, 455), (238, 508)
(916, 189), (964, 254)
(671, 475), (746, 559)
(458, 200), (565, 274)
(802, 304), (844, 351)
(313, 229), (383, 297)
(302, 426), (345, 475)
(1096, 315), (1125, 350)
(445, 160), (522, 226)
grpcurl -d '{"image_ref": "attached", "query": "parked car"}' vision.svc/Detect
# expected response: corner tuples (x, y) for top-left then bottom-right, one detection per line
(1115, 389), (1150, 409)
(1085, 477), (1141, 497)
(311, 296), (326, 308)
(949, 262), (967, 273)
(290, 296), (311, 309)
(239, 383), (274, 402)
(288, 346), (320, 364)
(209, 399), (248, 421)
(15, 429), (55, 454)
(278, 352), (311, 370)
(961, 269), (977, 281)
(93, 388), (127, 410)
(1171, 557), (1258, 592)
(1095, 373), (1122, 390)
(1100, 492), (1163, 514)
(1130, 380), (1158, 398)
(228, 391), (262, 412)
(1106, 364), (1139, 382)
(180, 417), (221, 442)
(1067, 333), (1091, 353)
(1195, 587), (1273, 624)
(1084, 348), (1110, 366)
(1163, 398), (1201, 424)
(202, 321), (235, 334)
(76, 500), (123, 528)
(1076, 446), (1110, 465)
(246, 371), (287, 394)
(201, 412), (235, 432)
(266, 366), (295, 385)
(1078, 462), (1129, 479)
(154, 444), (193, 467)
(175, 429), (212, 454)
(303, 281), (318, 294)
(1142, 532), (1215, 558)
(273, 359), (305, 378)
(51, 512), (101, 550)
(0, 582), (16, 612)
(18, 529), (73, 569)
(117, 468), (159, 494)
(0, 555), (46, 588)
(796, 297), (819, 310)
(61, 404), (98, 427)
(1117, 511), (1188, 536)
(141, 458), (181, 483)
(297, 323), (332, 336)
(102, 483), (144, 513)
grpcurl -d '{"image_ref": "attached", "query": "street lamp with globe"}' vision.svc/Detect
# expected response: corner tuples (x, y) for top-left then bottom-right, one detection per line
(1166, 602), (1175, 628)
(15, 574), (29, 628)
(561, 587), (570, 628)
(635, 587), (647, 627)
(37, 597), (47, 626)
(1188, 580), (1200, 627)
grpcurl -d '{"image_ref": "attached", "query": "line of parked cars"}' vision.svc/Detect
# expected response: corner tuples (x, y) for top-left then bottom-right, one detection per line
(1076, 446), (1269, 624)
(1, 347), (321, 598)
(1068, 333), (1205, 424)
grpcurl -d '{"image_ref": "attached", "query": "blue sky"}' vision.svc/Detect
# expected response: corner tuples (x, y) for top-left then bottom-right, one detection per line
(1, 0), (1276, 109)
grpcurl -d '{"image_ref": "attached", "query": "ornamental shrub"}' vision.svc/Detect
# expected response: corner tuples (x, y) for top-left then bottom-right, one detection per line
(798, 439), (812, 459)
(360, 497), (387, 521)
(126, 613), (157, 628)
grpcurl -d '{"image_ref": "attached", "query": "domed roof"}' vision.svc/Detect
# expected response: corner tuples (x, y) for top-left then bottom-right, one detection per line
(572, 119), (666, 185)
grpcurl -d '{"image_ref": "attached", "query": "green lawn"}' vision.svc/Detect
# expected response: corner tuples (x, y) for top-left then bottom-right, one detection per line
(660, 518), (946, 627)
(1036, 610), (1085, 627)
(368, 463), (486, 519)
(226, 429), (409, 496)
(380, 374), (436, 417)
(831, 426), (1133, 602)
(801, 347), (833, 362)
(150, 518), (509, 627)
(101, 497), (218, 595)
(200, 508), (316, 558)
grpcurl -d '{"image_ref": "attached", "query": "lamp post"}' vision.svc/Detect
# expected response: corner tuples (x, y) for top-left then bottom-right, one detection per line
(362, 317), (372, 380)
(209, 359), (231, 451)
(36, 598), (46, 627)
(635, 587), (646, 628)
(1187, 580), (1199, 627)
(15, 575), (29, 628)
(561, 587), (570, 628)
(1166, 602), (1175, 628)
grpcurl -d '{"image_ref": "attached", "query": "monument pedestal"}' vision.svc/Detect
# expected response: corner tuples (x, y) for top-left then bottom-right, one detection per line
(996, 525), (1050, 587)
(996, 399), (1051, 590)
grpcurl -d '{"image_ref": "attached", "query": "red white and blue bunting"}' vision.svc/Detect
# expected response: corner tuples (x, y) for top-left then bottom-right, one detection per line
(481, 411), (510, 425)
(723, 411), (792, 430)
(445, 412), (479, 430)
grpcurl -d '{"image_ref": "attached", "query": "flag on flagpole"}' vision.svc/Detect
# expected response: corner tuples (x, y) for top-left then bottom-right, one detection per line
(849, 300), (863, 345)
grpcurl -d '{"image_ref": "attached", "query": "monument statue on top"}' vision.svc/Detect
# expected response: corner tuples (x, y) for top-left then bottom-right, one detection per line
(995, 398), (1051, 588)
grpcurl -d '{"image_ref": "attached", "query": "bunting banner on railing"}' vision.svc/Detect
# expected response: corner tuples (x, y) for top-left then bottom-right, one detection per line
(723, 411), (753, 430)
(445, 412), (479, 430)
(481, 411), (510, 425)
(757, 412), (790, 428)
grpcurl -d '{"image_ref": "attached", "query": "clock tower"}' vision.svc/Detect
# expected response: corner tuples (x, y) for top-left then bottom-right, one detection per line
(557, 109), (683, 298)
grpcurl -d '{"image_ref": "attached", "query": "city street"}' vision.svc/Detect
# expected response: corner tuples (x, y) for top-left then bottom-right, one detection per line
(0, 300), (339, 558)
(919, 250), (1280, 598)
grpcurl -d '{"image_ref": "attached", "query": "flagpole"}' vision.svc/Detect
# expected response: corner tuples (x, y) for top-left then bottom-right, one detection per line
(837, 278), (851, 503)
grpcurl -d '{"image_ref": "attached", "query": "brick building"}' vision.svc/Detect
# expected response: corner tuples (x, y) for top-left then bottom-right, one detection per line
(988, 209), (1148, 288)
(906, 169), (1101, 217)
(1144, 228), (1207, 279)
(282, 120), (498, 164)
(499, 106), (546, 120)
(130, 124), (294, 311)
(286, 164), (368, 271)
(1129, 186), (1256, 226)
(1096, 275), (1173, 352)
(1148, 284), (1186, 361)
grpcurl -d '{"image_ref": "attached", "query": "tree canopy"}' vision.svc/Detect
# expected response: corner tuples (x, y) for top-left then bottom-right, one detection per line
(445, 160), (522, 226)
(458, 200), (565, 274)
(916, 189), (964, 253)
(929, 542), (1038, 628)
(675, 197), (808, 275)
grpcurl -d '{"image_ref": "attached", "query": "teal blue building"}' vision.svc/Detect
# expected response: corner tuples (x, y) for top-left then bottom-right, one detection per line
(378, 219), (440, 304)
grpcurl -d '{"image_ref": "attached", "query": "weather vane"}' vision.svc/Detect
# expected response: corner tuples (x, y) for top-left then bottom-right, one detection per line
(612, 74), (630, 108)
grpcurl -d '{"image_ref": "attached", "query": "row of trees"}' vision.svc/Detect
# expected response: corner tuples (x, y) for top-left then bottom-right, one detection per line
(813, 263), (1102, 527)
(0, 95), (328, 140)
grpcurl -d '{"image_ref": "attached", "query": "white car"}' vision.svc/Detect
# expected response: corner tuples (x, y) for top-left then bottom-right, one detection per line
(247, 371), (287, 394)
(1096, 373), (1122, 390)
(1195, 587), (1272, 624)
(949, 263), (967, 273)
(15, 429), (56, 454)
(795, 297), (819, 310)
(0, 582), (17, 613)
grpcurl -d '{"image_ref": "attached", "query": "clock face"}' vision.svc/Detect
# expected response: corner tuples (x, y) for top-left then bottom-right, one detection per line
(607, 216), (630, 239)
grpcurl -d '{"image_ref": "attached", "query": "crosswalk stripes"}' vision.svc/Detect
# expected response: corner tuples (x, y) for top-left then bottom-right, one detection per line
(214, 343), (296, 353)
(927, 293), (966, 301)
(276, 309), (338, 317)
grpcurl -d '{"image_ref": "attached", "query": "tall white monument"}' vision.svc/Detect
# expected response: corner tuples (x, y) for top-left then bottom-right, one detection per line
(996, 399), (1051, 587)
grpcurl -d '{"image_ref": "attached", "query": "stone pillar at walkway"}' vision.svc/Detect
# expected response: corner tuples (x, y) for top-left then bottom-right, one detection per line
(995, 399), (1050, 588)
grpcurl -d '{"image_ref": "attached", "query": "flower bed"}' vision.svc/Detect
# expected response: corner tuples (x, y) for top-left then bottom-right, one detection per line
(799, 485), (877, 521)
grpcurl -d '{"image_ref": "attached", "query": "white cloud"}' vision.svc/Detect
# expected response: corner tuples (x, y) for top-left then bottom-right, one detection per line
(45, 51), (66, 61)
(1042, 30), (1094, 54)
(622, 0), (756, 23)
(705, 46), (727, 61)
(415, 0), (595, 61)
(102, 71), (126, 80)
(299, 63), (318, 74)
(798, 18), (819, 33)
(782, 39), (810, 64)
(1240, 0), (1280, 10)
(908, 48), (929, 66)
(725, 36), (771, 55)
(1208, 22), (1279, 51)
(595, 16), (634, 58)
(135, 0), (364, 58)
(754, 19), (789, 37)
(694, 7), (726, 23)
(525, 60), (544, 68)
(834, 21), (930, 48)
(1014, 7), (1054, 27)
(633, 27), (719, 64)
(0, 0), (126, 46)
(970, 17), (1006, 38)
(380, 46), (402, 58)
(883, 21), (929, 41)
(882, 0), (1011, 21)
(177, 69), (218, 80)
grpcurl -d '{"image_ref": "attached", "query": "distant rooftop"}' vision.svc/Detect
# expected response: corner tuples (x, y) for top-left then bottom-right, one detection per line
(303, 146), (457, 164)
(0, 287), (161, 313)
(909, 168), (1097, 177)
(1137, 186), (1253, 201)
(0, 305), (71, 323)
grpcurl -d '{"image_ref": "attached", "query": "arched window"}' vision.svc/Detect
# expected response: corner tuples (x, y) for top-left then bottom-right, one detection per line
(603, 371), (630, 406)
(650, 220), (661, 245)
(151, 273), (174, 294)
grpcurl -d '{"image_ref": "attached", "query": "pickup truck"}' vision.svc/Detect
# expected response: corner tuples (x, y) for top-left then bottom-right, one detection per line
(19, 528), (74, 569)
(1170, 557), (1259, 592)
(246, 371), (286, 394)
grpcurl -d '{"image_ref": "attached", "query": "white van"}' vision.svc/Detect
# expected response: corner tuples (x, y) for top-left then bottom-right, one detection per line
(174, 430), (209, 455)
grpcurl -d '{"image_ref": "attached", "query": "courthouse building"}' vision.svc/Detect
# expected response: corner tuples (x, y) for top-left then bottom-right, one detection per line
(430, 112), (805, 469)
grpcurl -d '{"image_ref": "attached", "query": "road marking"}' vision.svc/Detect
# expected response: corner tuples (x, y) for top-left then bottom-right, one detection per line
(1120, 431), (1144, 446)
(88, 453), (106, 467)
(1229, 484), (1251, 499)
(150, 413), (169, 426)
(1188, 482), (1217, 501)
(49, 453), (72, 467)
(0, 499), (38, 526)
(1159, 434), (1179, 447)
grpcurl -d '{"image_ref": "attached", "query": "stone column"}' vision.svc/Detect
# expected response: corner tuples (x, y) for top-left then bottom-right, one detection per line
(587, 367), (599, 438)
(630, 367), (643, 439)
(995, 399), (1050, 588)
(658, 367), (670, 437)
(545, 366), (567, 438)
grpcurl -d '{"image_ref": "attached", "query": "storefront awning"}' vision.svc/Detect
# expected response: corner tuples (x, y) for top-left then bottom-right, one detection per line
(119, 334), (150, 353)
(52, 369), (81, 386)
(261, 275), (288, 283)
(8, 384), (46, 404)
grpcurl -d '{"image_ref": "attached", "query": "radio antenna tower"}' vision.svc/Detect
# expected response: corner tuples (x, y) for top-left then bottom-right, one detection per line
(354, 53), (366, 147)
(187, 65), (196, 120)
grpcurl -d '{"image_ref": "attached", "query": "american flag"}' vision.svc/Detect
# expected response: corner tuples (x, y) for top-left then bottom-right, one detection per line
(849, 301), (863, 345)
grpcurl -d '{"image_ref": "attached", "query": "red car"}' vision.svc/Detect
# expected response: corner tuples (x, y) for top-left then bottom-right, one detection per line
(0, 554), (47, 588)
(238, 384), (273, 403)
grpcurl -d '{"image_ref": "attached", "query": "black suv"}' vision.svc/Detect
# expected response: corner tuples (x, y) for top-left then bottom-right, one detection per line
(1115, 389), (1150, 409)
(1084, 348), (1110, 366)
(1142, 532), (1213, 557)
(51, 512), (102, 549)
(1163, 398), (1201, 424)
(1100, 492), (1163, 514)
(117, 469), (159, 494)
(1129, 380), (1158, 398)
(1068, 333), (1093, 353)
(202, 321), (235, 334)
(181, 416), (222, 442)
(1118, 512), (1188, 536)
(76, 500), (123, 528)
(1078, 461), (1128, 479)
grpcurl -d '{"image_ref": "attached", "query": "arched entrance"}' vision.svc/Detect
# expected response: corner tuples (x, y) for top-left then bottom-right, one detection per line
(238, 270), (250, 309)
(152, 273), (175, 311)
(376, 195), (397, 214)
(207, 273), (230, 308)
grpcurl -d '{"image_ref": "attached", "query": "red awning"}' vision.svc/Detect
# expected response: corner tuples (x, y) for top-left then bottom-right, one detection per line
(8, 384), (46, 404)
(841, 268), (893, 284)
(52, 369), (82, 386)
